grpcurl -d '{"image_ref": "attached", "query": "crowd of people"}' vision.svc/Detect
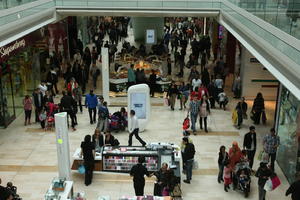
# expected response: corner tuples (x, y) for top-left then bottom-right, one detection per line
(0, 179), (21, 200)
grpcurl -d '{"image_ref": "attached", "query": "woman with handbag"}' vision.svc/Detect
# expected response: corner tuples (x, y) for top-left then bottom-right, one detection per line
(81, 135), (95, 186)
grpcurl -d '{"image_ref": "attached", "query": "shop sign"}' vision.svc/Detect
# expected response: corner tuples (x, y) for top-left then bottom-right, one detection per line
(0, 29), (43, 62)
(0, 39), (26, 59)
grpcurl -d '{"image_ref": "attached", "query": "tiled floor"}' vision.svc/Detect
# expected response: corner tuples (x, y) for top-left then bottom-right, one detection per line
(0, 94), (291, 200)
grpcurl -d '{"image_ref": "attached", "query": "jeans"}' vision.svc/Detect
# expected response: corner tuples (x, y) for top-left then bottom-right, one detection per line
(25, 110), (32, 122)
(269, 152), (277, 171)
(88, 107), (96, 123)
(190, 113), (198, 132)
(218, 164), (224, 182)
(247, 150), (256, 169)
(258, 185), (266, 200)
(128, 128), (146, 146)
(185, 159), (193, 181)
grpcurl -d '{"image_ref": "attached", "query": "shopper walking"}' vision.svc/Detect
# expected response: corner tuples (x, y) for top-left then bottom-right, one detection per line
(252, 92), (265, 125)
(130, 156), (152, 196)
(60, 91), (77, 131)
(85, 90), (98, 124)
(90, 62), (100, 89)
(263, 128), (280, 172)
(182, 137), (195, 184)
(81, 135), (95, 186)
(218, 145), (229, 183)
(199, 95), (210, 132)
(32, 88), (43, 123)
(286, 172), (300, 200)
(188, 95), (200, 133)
(128, 110), (146, 146)
(255, 162), (272, 200)
(149, 69), (157, 97)
(243, 126), (257, 169)
(167, 82), (179, 110)
(97, 101), (109, 132)
(23, 95), (33, 126)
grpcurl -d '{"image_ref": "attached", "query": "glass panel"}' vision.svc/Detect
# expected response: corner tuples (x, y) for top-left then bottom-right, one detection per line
(277, 86), (300, 183)
(0, 64), (15, 125)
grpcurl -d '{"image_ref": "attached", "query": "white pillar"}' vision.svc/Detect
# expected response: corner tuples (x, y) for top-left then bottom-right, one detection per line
(203, 17), (207, 35)
(55, 112), (71, 180)
(101, 47), (110, 105)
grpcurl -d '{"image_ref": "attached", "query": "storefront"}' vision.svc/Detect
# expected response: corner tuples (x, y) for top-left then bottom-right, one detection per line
(0, 20), (69, 128)
(276, 85), (300, 183)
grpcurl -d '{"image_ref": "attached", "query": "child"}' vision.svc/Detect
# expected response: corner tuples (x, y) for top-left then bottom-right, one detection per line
(239, 170), (249, 191)
(223, 162), (232, 192)
(39, 109), (47, 129)
(218, 92), (228, 110)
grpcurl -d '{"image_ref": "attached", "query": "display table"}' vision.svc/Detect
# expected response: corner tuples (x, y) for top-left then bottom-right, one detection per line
(71, 148), (103, 171)
(46, 180), (73, 200)
(156, 81), (171, 92)
(110, 78), (128, 92)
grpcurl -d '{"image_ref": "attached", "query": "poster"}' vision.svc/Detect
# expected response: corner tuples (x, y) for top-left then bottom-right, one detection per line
(130, 93), (146, 119)
(146, 29), (155, 44)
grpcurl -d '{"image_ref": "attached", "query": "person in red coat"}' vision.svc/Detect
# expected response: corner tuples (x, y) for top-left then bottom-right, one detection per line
(198, 84), (209, 100)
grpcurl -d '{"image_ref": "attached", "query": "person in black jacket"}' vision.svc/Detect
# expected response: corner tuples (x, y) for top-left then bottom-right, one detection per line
(218, 145), (229, 183)
(149, 70), (157, 97)
(167, 83), (179, 111)
(130, 156), (152, 196)
(32, 88), (44, 123)
(252, 92), (265, 125)
(243, 126), (257, 169)
(81, 135), (95, 186)
(60, 91), (77, 131)
(154, 163), (170, 196)
(182, 137), (196, 184)
(286, 172), (300, 200)
(255, 162), (272, 200)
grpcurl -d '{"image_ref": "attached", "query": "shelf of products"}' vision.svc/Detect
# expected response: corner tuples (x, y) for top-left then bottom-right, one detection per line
(102, 146), (158, 172)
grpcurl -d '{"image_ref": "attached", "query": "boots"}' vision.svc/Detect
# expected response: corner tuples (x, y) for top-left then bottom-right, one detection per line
(224, 185), (228, 192)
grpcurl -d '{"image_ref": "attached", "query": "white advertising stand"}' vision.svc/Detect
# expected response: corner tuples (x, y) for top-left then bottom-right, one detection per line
(102, 47), (110, 105)
(127, 84), (150, 132)
(54, 112), (71, 180)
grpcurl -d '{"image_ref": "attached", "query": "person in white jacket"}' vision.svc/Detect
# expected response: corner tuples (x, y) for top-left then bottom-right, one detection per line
(38, 82), (48, 96)
(128, 110), (146, 146)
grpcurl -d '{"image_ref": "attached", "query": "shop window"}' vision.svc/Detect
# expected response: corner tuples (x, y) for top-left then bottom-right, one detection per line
(277, 86), (300, 183)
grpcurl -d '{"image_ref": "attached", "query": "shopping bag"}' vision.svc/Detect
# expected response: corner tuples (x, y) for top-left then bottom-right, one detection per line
(193, 160), (199, 170)
(78, 165), (85, 174)
(232, 110), (238, 125)
(162, 187), (169, 196)
(262, 151), (270, 163)
(183, 117), (190, 130)
(257, 150), (264, 161)
(264, 178), (273, 191)
(271, 174), (281, 190)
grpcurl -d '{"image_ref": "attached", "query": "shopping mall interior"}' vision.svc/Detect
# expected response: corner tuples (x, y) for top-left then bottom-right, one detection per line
(0, 0), (300, 200)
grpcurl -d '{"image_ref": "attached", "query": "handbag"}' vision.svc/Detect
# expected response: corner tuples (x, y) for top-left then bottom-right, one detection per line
(162, 187), (169, 196)
(78, 164), (85, 174)
(257, 150), (264, 161)
(264, 178), (273, 191)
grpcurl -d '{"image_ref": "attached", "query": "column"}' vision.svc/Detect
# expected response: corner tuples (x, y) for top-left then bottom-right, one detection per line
(102, 47), (110, 105)
(55, 112), (71, 180)
(225, 32), (236, 74)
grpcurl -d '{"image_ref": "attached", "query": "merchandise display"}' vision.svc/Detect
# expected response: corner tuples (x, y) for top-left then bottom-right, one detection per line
(45, 178), (73, 200)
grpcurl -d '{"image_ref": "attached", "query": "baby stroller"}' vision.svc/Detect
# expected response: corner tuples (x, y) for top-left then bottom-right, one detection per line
(109, 111), (127, 132)
(233, 161), (251, 197)
(45, 102), (59, 131)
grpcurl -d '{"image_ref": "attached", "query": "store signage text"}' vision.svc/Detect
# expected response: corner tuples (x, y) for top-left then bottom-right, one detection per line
(0, 39), (26, 58)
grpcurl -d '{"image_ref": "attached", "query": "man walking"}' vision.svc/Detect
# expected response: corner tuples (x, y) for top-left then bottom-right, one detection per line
(128, 110), (146, 146)
(85, 90), (98, 124)
(243, 126), (257, 169)
(263, 128), (280, 171)
(188, 95), (200, 134)
(130, 156), (152, 196)
(32, 88), (43, 123)
(127, 64), (136, 89)
(60, 91), (77, 131)
(182, 137), (196, 184)
(97, 101), (109, 132)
